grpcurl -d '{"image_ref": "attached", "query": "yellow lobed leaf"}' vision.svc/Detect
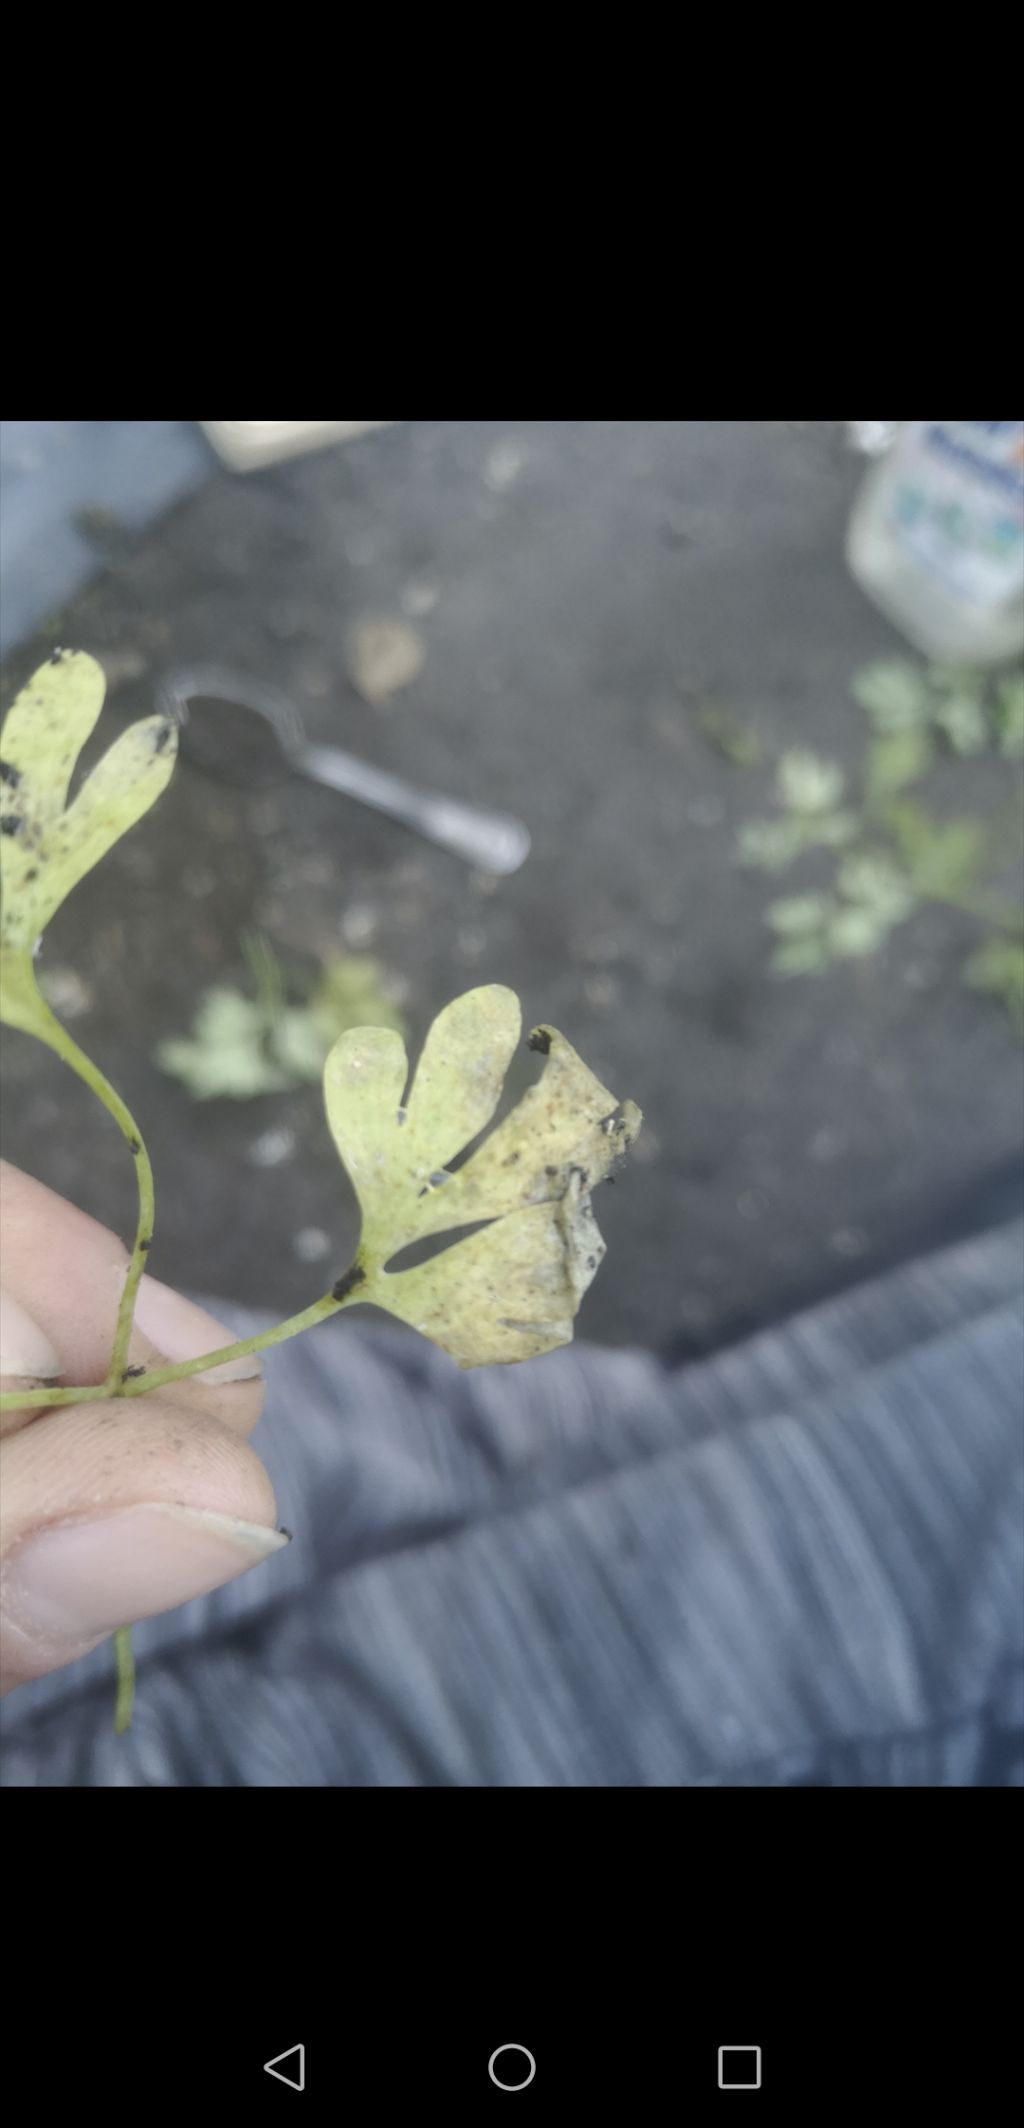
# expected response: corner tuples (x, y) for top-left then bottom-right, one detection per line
(410, 1021), (639, 1241)
(400, 985), (522, 1179)
(374, 1169), (611, 1365)
(324, 986), (522, 1259)
(323, 1024), (414, 1253)
(0, 652), (178, 954)
(324, 984), (642, 1367)
(0, 650), (106, 816)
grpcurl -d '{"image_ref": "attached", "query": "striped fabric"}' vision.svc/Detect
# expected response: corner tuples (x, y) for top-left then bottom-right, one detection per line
(2, 1218), (1022, 1785)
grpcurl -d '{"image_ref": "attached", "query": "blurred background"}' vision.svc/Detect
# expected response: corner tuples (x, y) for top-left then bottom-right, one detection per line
(1, 419), (1021, 1353)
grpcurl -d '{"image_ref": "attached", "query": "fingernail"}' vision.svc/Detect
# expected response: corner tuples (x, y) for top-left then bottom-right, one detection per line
(4, 1505), (289, 1648)
(130, 1274), (262, 1384)
(0, 1288), (62, 1381)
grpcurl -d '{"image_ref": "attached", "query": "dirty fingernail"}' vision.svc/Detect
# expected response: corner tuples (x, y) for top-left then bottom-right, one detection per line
(130, 1274), (262, 1384)
(0, 1288), (62, 1381)
(4, 1505), (290, 1649)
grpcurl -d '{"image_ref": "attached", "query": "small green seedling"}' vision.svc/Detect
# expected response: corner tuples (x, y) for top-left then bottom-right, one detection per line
(737, 655), (1024, 1020)
(0, 653), (642, 1730)
(155, 936), (407, 1101)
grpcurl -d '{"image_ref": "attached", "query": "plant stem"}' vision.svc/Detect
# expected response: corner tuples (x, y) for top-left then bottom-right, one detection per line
(0, 1280), (362, 1411)
(113, 1627), (135, 1733)
(5, 974), (155, 1385)
(0, 1383), (111, 1411)
(120, 1288), (354, 1394)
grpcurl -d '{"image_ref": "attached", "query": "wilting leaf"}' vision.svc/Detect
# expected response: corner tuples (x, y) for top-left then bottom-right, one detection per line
(0, 650), (177, 962)
(324, 985), (641, 1366)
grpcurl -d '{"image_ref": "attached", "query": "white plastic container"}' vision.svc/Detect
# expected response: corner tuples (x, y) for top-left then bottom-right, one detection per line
(199, 422), (394, 471)
(846, 421), (1024, 666)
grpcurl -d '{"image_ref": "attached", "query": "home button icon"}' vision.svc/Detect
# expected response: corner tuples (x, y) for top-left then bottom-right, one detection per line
(488, 2045), (536, 2091)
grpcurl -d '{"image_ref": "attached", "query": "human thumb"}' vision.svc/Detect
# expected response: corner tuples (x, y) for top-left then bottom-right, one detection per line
(0, 1291), (287, 1694)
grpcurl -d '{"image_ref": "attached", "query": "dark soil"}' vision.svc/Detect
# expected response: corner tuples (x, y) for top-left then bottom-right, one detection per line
(2, 421), (1021, 1352)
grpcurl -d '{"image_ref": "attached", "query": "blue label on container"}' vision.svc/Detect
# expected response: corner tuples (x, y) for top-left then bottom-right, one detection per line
(926, 423), (1024, 500)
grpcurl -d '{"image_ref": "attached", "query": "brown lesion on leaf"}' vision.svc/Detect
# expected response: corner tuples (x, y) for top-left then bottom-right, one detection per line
(528, 1027), (552, 1055)
(332, 1264), (367, 1303)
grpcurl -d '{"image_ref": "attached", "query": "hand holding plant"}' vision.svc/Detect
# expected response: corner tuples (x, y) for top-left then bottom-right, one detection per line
(0, 653), (641, 1726)
(0, 1161), (280, 1716)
